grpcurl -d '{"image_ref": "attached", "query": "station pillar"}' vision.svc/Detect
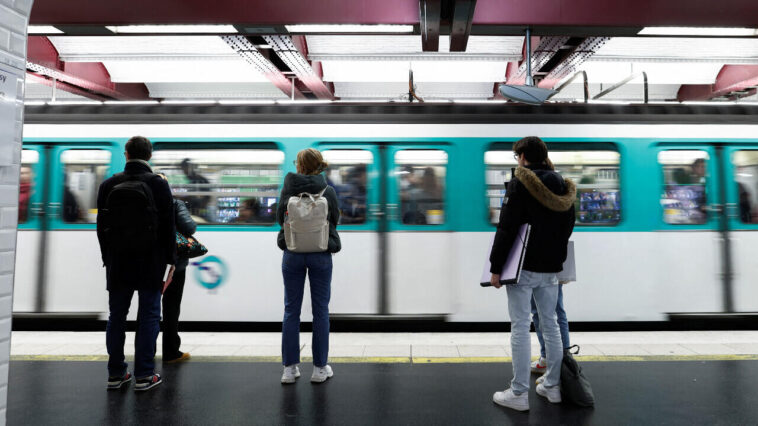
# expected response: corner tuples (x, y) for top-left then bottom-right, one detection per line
(0, 0), (33, 423)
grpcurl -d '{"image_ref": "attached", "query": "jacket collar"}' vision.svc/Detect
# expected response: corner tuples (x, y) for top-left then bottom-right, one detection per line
(514, 166), (576, 212)
(124, 159), (152, 173)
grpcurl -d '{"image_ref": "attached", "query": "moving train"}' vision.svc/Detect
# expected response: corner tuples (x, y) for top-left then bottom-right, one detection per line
(15, 105), (758, 323)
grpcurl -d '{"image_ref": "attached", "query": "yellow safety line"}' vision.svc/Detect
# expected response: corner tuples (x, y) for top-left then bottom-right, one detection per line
(11, 354), (758, 363)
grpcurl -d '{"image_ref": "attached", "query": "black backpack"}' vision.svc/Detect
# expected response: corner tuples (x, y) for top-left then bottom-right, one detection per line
(102, 173), (160, 255)
(560, 346), (595, 407)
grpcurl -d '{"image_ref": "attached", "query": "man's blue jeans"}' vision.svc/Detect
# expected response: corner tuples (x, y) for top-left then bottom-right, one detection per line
(106, 286), (161, 378)
(281, 251), (332, 368)
(531, 284), (570, 358)
(506, 270), (563, 394)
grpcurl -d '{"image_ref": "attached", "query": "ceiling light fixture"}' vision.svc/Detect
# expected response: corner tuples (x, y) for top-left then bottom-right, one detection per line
(285, 24), (414, 34)
(498, 28), (556, 105)
(105, 25), (238, 34)
(27, 25), (63, 34)
(160, 99), (218, 105)
(276, 99), (332, 104)
(217, 100), (277, 105)
(103, 100), (160, 105)
(638, 27), (758, 36)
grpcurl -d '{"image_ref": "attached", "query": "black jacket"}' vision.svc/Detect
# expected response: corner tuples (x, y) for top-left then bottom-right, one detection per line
(277, 173), (341, 253)
(490, 164), (576, 274)
(174, 199), (197, 271)
(96, 161), (176, 290)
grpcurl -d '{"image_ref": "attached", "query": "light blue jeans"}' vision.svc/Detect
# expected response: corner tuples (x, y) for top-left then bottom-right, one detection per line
(532, 284), (570, 358)
(506, 270), (563, 394)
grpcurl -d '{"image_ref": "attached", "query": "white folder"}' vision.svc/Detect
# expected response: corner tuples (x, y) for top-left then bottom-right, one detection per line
(557, 241), (576, 282)
(480, 224), (530, 286)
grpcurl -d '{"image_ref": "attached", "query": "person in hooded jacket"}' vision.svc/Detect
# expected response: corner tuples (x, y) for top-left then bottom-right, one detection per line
(489, 136), (576, 411)
(277, 148), (341, 384)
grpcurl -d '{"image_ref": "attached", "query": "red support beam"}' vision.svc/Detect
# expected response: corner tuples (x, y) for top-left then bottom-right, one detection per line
(26, 36), (150, 100)
(272, 36), (334, 100)
(30, 0), (758, 28)
(677, 66), (758, 101)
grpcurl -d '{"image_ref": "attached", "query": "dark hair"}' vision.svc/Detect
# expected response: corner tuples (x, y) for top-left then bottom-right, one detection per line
(125, 136), (152, 161)
(513, 136), (553, 169)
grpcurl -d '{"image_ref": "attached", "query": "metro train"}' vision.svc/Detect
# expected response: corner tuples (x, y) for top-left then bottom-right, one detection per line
(15, 112), (758, 323)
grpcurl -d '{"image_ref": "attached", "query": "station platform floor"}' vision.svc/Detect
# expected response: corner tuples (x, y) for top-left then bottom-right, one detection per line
(7, 331), (758, 425)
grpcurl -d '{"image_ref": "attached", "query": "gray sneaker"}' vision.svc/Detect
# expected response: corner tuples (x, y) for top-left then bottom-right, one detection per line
(281, 365), (300, 384)
(311, 365), (333, 383)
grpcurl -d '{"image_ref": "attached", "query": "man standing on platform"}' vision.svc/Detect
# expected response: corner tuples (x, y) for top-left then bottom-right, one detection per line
(97, 136), (176, 392)
(489, 136), (576, 411)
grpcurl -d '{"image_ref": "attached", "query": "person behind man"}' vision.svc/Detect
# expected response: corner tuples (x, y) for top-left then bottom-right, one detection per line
(277, 148), (341, 384)
(97, 136), (176, 392)
(489, 136), (576, 411)
(157, 174), (196, 363)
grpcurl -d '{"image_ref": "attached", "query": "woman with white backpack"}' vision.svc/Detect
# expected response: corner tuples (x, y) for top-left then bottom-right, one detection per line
(276, 148), (341, 384)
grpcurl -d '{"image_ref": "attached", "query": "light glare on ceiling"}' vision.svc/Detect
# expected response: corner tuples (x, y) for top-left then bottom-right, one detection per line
(105, 25), (238, 34)
(286, 24), (414, 34)
(639, 27), (758, 36)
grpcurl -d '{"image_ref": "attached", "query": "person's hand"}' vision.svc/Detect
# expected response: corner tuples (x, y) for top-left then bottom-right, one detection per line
(490, 273), (502, 289)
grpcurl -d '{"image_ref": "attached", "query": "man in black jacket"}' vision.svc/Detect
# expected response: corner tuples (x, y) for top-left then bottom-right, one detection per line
(97, 136), (176, 392)
(490, 137), (576, 411)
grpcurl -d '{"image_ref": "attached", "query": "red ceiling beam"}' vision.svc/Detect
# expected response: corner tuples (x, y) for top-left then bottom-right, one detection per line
(677, 66), (758, 101)
(26, 36), (150, 100)
(30, 0), (758, 27)
(287, 36), (334, 100)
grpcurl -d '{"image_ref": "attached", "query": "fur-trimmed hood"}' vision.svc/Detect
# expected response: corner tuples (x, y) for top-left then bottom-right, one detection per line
(514, 166), (576, 212)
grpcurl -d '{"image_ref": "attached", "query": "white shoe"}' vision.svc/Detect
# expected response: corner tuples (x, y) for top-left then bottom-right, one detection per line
(311, 365), (333, 383)
(281, 365), (300, 384)
(536, 383), (562, 403)
(536, 373), (546, 385)
(531, 357), (547, 374)
(493, 388), (529, 411)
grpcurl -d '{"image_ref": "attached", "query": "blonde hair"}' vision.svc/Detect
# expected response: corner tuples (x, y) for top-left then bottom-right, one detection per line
(296, 148), (329, 175)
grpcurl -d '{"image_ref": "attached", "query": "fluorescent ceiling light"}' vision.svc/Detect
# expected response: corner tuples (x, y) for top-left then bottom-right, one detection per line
(276, 100), (332, 104)
(28, 25), (63, 34)
(24, 100), (47, 105)
(105, 25), (237, 34)
(285, 24), (414, 34)
(103, 100), (160, 105)
(218, 100), (277, 105)
(160, 99), (218, 104)
(453, 99), (507, 104)
(639, 27), (758, 36)
(48, 100), (104, 105)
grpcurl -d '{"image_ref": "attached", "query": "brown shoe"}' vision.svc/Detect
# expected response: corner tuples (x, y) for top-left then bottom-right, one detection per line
(164, 352), (191, 364)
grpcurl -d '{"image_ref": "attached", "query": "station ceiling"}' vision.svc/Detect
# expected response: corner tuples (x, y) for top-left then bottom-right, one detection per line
(22, 0), (758, 105)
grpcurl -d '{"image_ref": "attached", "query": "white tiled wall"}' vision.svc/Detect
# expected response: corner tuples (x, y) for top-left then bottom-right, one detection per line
(0, 0), (33, 424)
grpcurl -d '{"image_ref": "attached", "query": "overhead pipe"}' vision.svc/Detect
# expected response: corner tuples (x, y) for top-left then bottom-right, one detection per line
(592, 71), (649, 103)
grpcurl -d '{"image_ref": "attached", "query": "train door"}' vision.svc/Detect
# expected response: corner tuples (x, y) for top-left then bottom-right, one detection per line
(320, 146), (383, 314)
(14, 146), (46, 312)
(14, 143), (115, 314)
(656, 145), (727, 314)
(723, 146), (758, 312)
(386, 146), (452, 315)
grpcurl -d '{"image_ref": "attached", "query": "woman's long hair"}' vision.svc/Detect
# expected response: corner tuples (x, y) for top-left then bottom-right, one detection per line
(296, 148), (329, 175)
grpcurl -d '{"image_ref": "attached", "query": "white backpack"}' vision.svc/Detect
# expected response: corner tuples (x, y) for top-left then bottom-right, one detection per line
(284, 188), (329, 252)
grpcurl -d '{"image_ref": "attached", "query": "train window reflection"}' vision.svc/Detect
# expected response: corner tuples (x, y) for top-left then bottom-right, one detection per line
(61, 150), (111, 223)
(322, 150), (371, 225)
(151, 149), (283, 225)
(733, 151), (758, 224)
(19, 150), (39, 224)
(485, 150), (621, 225)
(396, 150), (447, 225)
(659, 150), (709, 225)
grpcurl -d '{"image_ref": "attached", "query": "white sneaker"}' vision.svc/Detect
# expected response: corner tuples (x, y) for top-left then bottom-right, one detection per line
(536, 383), (562, 403)
(311, 365), (333, 383)
(531, 357), (547, 374)
(281, 365), (300, 384)
(536, 373), (546, 385)
(493, 388), (529, 411)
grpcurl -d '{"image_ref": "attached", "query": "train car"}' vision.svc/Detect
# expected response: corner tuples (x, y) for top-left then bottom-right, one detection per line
(15, 107), (758, 323)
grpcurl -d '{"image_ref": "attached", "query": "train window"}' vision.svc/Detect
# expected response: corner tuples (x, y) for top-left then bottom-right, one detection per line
(485, 150), (621, 225)
(396, 150), (447, 225)
(322, 150), (371, 225)
(61, 150), (111, 223)
(151, 149), (283, 225)
(19, 150), (39, 224)
(658, 150), (709, 225)
(733, 150), (758, 224)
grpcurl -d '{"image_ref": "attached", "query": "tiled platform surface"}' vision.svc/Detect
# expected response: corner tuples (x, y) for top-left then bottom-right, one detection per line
(11, 331), (758, 359)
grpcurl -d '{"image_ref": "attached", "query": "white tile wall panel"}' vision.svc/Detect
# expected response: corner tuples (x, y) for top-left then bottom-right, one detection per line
(0, 254), (12, 274)
(0, 1), (29, 420)
(146, 82), (288, 99)
(0, 209), (15, 229)
(335, 81), (494, 100)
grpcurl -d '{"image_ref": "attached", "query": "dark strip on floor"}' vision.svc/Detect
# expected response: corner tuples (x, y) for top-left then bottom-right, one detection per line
(8, 360), (758, 426)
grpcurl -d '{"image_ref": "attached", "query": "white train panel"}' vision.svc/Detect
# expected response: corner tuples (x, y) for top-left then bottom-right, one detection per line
(13, 231), (40, 312)
(731, 232), (758, 312)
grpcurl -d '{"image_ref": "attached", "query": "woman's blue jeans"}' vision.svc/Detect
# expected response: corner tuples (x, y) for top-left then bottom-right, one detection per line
(281, 251), (332, 367)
